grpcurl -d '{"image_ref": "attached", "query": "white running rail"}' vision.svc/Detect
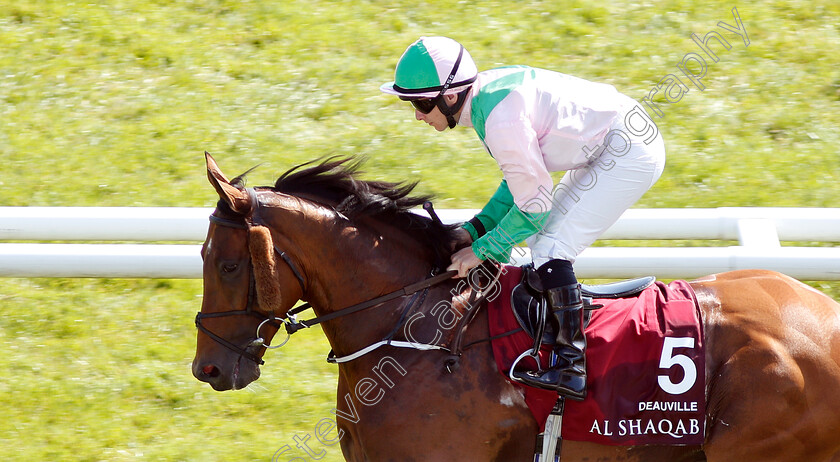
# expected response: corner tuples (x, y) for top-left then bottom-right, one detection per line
(1, 207), (838, 280)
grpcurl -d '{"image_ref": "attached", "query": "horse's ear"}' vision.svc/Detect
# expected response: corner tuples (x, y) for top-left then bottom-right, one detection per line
(205, 152), (251, 214)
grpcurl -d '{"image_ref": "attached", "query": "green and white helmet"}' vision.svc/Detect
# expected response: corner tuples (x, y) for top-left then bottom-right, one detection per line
(380, 36), (477, 98)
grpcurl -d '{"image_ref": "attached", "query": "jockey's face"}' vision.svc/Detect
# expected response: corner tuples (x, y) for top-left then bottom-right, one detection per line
(410, 93), (459, 132)
(414, 103), (449, 132)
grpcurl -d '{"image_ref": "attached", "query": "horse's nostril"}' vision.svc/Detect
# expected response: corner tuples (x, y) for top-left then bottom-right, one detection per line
(203, 364), (220, 378)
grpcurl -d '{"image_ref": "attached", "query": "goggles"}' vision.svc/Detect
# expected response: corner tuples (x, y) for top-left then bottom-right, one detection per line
(400, 96), (439, 114)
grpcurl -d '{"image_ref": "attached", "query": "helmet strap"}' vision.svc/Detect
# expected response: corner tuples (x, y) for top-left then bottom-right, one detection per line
(432, 44), (465, 129)
(436, 89), (470, 129)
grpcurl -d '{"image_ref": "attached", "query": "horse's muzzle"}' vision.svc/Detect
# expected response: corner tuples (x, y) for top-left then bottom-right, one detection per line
(192, 355), (261, 391)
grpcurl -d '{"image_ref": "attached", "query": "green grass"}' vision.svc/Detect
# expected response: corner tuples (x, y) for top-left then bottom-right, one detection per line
(1, 1), (839, 460)
(1, 278), (340, 461)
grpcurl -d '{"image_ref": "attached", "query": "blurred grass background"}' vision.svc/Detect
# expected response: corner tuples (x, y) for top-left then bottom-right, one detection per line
(1, 1), (838, 460)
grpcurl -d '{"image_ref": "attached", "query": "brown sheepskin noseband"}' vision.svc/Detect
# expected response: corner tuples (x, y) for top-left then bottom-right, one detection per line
(248, 225), (283, 314)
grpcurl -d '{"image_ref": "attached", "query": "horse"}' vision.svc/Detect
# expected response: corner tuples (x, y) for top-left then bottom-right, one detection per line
(192, 153), (840, 461)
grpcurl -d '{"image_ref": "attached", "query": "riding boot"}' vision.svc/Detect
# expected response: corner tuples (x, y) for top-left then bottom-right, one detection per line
(513, 283), (588, 401)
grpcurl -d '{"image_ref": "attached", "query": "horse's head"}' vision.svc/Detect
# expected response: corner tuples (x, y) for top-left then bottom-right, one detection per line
(192, 153), (305, 391)
(193, 152), (460, 391)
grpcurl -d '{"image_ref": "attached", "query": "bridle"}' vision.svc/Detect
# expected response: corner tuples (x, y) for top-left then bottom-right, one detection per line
(194, 188), (306, 365)
(195, 187), (460, 366)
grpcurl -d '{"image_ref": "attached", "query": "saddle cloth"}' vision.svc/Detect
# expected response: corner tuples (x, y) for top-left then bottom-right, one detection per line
(487, 265), (705, 446)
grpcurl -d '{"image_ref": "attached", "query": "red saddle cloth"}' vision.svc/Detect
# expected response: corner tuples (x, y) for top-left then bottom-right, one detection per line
(487, 265), (705, 446)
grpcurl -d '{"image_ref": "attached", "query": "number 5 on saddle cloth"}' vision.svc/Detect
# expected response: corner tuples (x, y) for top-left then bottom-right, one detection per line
(492, 264), (704, 460)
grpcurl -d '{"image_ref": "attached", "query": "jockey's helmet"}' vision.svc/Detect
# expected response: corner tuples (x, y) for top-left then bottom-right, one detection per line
(380, 36), (477, 99)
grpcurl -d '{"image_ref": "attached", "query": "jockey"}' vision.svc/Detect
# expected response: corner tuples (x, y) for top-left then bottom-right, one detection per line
(380, 36), (665, 400)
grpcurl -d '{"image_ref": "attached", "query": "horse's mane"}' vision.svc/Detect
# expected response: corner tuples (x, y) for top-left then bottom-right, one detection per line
(233, 157), (459, 271)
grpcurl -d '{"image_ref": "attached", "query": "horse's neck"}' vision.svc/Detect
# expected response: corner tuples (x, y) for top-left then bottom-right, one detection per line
(261, 192), (440, 356)
(299, 218), (436, 356)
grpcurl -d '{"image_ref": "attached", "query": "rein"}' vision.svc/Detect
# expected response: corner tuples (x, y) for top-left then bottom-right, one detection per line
(282, 270), (457, 335)
(196, 187), (460, 366)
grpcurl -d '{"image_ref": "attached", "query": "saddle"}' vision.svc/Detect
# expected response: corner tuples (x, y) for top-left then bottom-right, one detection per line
(511, 264), (655, 343)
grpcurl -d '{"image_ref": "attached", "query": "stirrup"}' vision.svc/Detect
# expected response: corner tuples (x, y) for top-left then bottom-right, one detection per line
(509, 348), (542, 384)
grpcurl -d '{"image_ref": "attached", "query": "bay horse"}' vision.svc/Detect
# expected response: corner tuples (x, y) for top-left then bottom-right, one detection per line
(193, 153), (840, 461)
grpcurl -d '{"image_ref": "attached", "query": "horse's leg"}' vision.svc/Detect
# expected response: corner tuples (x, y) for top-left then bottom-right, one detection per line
(335, 369), (365, 462)
(696, 270), (840, 462)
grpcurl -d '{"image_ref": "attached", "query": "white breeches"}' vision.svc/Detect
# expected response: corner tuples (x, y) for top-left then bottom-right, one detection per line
(526, 105), (666, 267)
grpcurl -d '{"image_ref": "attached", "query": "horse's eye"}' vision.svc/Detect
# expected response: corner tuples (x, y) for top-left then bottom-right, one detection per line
(221, 263), (239, 274)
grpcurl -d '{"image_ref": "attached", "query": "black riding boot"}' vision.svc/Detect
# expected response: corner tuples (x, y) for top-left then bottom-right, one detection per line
(513, 261), (587, 400)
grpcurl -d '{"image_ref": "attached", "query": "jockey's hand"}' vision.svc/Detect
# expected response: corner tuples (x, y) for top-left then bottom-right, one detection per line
(447, 246), (484, 278)
(450, 226), (473, 252)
